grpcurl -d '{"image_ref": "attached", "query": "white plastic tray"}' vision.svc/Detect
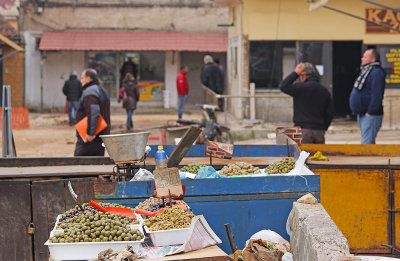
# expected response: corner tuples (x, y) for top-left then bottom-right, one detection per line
(46, 224), (144, 261)
(144, 225), (189, 247)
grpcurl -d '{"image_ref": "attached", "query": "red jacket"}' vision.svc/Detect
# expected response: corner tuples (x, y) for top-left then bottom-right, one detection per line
(176, 70), (189, 96)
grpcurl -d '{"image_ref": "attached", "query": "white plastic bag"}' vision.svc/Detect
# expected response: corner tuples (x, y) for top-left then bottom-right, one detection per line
(130, 168), (154, 181)
(282, 252), (294, 261)
(286, 151), (314, 176)
(245, 230), (290, 250)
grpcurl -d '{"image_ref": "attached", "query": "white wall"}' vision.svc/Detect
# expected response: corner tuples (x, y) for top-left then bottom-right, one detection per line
(23, 31), (42, 109)
(43, 51), (85, 110)
(164, 51), (180, 109)
(228, 35), (244, 119)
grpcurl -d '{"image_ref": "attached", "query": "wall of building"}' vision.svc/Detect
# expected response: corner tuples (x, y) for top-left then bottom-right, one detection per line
(2, 46), (24, 107)
(43, 51), (84, 110)
(23, 31), (41, 109)
(242, 0), (400, 44)
(20, 1), (228, 33)
(164, 51), (180, 109)
(20, 0), (229, 111)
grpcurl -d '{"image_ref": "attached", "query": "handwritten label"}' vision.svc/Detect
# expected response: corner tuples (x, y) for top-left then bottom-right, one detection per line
(153, 167), (183, 197)
(206, 141), (234, 159)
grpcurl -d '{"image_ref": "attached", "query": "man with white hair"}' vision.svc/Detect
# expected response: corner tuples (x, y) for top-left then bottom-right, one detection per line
(279, 62), (333, 144)
(200, 55), (224, 108)
(200, 55), (223, 95)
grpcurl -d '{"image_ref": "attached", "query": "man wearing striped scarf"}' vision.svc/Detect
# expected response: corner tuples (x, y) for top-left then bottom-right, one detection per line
(349, 49), (386, 144)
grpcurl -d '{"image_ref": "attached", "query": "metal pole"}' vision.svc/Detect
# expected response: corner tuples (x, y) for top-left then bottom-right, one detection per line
(2, 85), (13, 157)
(250, 83), (256, 120)
(40, 52), (44, 112)
(361, 0), (400, 14)
(322, 5), (400, 33)
(389, 97), (393, 129)
(2, 85), (6, 157)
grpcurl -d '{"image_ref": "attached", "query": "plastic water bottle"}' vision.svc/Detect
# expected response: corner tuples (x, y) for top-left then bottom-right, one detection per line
(155, 145), (168, 169)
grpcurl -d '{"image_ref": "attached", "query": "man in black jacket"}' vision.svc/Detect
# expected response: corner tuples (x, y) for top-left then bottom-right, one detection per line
(74, 69), (111, 156)
(279, 63), (333, 144)
(62, 73), (82, 126)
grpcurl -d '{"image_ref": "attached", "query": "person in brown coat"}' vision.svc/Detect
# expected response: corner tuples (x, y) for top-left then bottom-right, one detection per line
(121, 73), (140, 130)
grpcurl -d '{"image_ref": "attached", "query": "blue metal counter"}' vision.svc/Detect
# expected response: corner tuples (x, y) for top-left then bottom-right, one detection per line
(94, 175), (320, 254)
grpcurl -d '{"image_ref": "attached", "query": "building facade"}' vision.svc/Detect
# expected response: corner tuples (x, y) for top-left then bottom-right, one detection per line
(219, 0), (400, 127)
(0, 0), (24, 108)
(19, 0), (228, 111)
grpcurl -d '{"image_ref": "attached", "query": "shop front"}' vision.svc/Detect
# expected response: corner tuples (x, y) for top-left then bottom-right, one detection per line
(38, 31), (227, 110)
(221, 0), (400, 125)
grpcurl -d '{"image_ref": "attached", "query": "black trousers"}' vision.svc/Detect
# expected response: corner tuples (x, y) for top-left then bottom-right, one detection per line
(301, 128), (325, 144)
(74, 137), (105, 156)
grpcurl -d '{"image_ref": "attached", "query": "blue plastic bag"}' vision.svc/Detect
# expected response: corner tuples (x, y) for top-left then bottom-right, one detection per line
(196, 166), (226, 179)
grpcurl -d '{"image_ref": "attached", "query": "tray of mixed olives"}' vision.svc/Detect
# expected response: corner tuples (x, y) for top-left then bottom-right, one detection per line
(143, 207), (195, 247)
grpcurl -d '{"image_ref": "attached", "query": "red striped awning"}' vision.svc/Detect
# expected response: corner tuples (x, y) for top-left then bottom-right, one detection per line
(39, 31), (227, 52)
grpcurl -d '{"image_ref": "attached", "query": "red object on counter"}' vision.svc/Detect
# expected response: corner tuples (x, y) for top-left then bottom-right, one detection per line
(89, 200), (136, 219)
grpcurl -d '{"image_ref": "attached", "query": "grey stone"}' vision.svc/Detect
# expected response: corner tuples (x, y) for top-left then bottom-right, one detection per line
(290, 202), (351, 261)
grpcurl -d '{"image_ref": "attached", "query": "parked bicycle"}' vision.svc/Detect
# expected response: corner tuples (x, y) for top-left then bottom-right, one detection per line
(177, 104), (234, 144)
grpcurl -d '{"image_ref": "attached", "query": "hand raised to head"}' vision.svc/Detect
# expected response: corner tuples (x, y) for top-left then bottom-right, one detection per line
(295, 63), (305, 75)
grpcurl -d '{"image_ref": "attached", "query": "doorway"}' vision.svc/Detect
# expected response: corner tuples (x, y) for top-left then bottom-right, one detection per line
(332, 41), (362, 116)
(181, 52), (226, 107)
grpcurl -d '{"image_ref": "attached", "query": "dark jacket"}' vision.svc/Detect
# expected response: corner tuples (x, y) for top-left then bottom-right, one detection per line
(62, 75), (82, 101)
(75, 80), (111, 139)
(200, 62), (223, 94)
(120, 61), (138, 79)
(279, 72), (333, 130)
(349, 67), (386, 115)
(176, 70), (189, 96)
(122, 79), (140, 110)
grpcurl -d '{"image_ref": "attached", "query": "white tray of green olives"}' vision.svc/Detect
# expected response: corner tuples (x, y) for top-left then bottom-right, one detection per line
(45, 224), (144, 261)
(144, 225), (190, 247)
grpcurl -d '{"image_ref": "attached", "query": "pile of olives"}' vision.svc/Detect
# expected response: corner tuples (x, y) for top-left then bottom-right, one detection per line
(143, 207), (195, 231)
(58, 203), (137, 224)
(136, 197), (185, 211)
(219, 162), (261, 176)
(146, 200), (181, 213)
(265, 158), (296, 174)
(49, 211), (143, 243)
(180, 163), (207, 174)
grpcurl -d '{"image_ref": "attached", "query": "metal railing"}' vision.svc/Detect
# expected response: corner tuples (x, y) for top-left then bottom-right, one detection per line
(202, 83), (291, 122)
(204, 85), (400, 129)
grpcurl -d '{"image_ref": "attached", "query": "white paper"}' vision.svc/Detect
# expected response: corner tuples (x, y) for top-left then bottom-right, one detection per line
(139, 215), (221, 258)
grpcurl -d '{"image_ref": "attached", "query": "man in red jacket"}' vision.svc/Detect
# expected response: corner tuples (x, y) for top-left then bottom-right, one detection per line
(176, 65), (189, 119)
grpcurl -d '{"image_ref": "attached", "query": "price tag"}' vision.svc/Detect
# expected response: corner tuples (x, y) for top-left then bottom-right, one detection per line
(205, 141), (233, 159)
(153, 167), (183, 197)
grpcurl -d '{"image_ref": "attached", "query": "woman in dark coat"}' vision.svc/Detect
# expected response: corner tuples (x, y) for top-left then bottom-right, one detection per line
(121, 73), (140, 130)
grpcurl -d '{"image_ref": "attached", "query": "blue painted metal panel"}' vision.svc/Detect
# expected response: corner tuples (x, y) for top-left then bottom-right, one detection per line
(95, 175), (320, 254)
(148, 145), (295, 157)
(95, 175), (319, 199)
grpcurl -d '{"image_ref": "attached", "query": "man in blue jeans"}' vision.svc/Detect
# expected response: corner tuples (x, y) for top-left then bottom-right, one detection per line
(63, 73), (82, 125)
(350, 49), (386, 144)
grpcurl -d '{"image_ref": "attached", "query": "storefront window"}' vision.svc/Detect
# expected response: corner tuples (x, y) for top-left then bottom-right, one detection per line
(139, 52), (165, 81)
(88, 52), (117, 97)
(249, 41), (296, 88)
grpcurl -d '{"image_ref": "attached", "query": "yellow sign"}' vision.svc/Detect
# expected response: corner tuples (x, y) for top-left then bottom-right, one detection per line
(138, 81), (165, 101)
(380, 47), (400, 85)
(153, 167), (183, 197)
(366, 8), (400, 33)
